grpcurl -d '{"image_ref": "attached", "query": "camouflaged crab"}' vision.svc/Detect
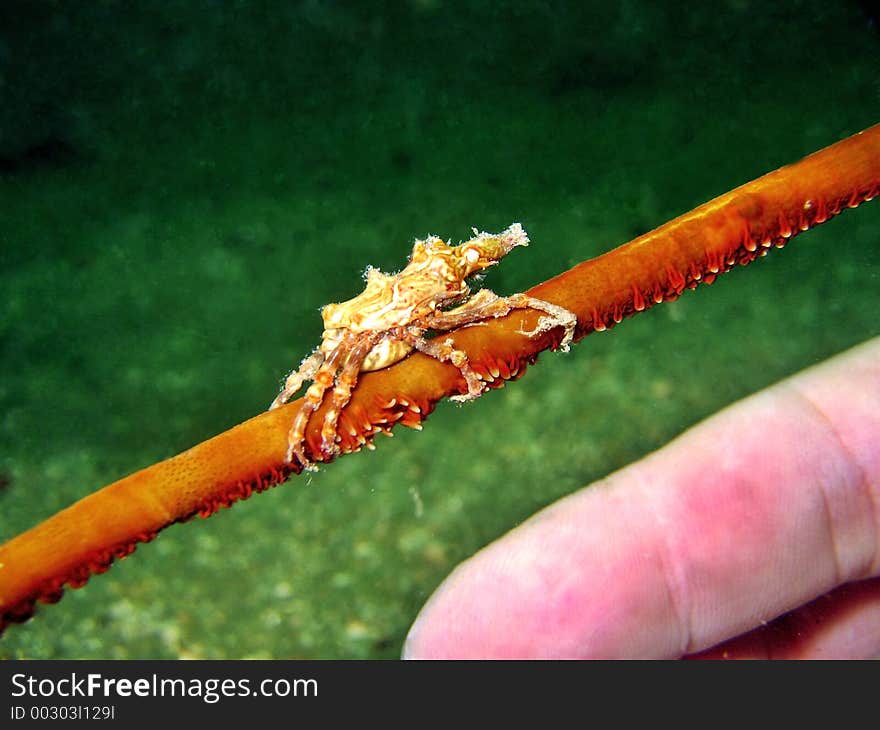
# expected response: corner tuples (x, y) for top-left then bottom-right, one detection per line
(269, 223), (576, 469)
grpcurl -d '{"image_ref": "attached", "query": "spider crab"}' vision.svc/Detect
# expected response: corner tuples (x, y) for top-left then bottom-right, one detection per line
(269, 223), (576, 469)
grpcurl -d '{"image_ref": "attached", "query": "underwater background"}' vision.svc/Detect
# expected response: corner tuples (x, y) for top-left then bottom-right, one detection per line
(1, 0), (878, 659)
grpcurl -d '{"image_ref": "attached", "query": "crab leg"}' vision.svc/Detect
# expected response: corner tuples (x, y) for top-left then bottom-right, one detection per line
(422, 288), (504, 328)
(269, 349), (325, 410)
(319, 334), (381, 456)
(397, 327), (485, 401)
(285, 343), (349, 468)
(426, 289), (577, 351)
(503, 293), (577, 351)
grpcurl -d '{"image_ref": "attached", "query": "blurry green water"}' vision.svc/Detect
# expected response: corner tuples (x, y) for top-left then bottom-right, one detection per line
(0, 1), (878, 658)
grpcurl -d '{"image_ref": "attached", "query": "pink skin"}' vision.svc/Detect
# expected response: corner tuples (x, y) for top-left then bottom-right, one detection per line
(403, 337), (880, 659)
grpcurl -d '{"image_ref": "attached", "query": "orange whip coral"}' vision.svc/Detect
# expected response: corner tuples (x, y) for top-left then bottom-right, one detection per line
(1, 123), (878, 633)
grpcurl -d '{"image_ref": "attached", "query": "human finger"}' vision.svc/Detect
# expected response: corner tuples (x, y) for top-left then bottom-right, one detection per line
(403, 337), (880, 658)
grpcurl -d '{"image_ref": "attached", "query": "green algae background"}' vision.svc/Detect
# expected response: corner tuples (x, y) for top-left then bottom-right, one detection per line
(0, 1), (878, 658)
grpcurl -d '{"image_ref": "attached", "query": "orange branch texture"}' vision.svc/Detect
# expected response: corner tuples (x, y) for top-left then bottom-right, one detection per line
(1, 123), (878, 633)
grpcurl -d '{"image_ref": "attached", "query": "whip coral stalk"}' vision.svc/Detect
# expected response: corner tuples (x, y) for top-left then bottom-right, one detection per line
(1, 123), (878, 633)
